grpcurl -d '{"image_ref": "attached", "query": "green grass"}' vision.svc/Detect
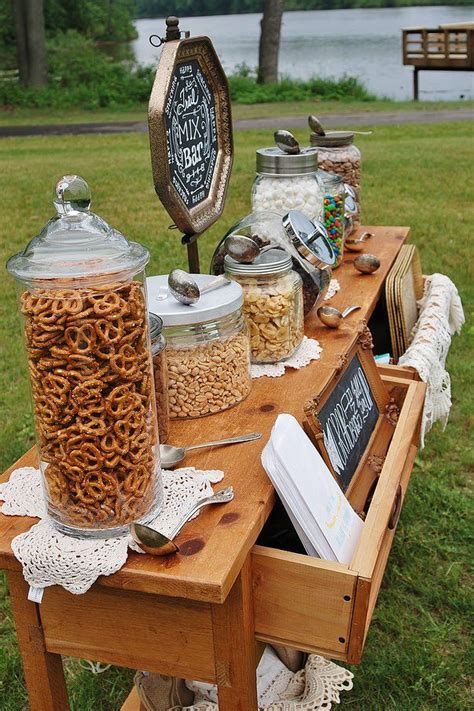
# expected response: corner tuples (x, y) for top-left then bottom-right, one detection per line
(0, 98), (473, 126)
(0, 122), (473, 709)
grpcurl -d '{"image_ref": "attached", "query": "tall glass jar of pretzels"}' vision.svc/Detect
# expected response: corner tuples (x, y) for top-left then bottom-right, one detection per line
(7, 176), (163, 538)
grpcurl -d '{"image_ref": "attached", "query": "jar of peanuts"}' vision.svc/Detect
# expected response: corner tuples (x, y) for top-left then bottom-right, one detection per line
(146, 274), (251, 419)
(224, 249), (304, 364)
(6, 175), (163, 538)
(310, 131), (362, 233)
(149, 313), (170, 444)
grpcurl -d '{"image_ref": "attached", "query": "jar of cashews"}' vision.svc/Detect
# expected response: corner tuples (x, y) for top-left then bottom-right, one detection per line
(7, 176), (163, 538)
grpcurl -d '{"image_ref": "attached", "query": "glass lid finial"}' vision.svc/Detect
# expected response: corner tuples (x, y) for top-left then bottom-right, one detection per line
(54, 175), (91, 215)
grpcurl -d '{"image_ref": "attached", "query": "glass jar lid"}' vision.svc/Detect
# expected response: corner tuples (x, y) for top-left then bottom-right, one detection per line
(310, 131), (355, 148)
(256, 147), (319, 176)
(6, 175), (149, 286)
(146, 274), (243, 327)
(224, 248), (292, 277)
(282, 210), (336, 267)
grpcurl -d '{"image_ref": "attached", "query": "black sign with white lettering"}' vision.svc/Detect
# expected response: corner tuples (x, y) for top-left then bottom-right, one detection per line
(165, 59), (218, 211)
(318, 355), (379, 491)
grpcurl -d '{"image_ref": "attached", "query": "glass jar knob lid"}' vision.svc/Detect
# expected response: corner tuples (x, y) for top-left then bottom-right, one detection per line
(54, 175), (91, 215)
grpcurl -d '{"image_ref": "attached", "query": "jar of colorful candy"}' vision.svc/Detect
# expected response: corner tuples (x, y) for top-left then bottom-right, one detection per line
(318, 171), (345, 268)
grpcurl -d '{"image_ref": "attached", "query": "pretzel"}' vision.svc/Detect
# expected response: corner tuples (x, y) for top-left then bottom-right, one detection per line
(23, 281), (158, 531)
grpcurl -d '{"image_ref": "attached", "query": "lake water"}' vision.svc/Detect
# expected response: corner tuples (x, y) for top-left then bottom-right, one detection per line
(132, 5), (474, 100)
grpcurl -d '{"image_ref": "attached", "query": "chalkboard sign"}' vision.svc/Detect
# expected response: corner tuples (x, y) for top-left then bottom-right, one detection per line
(148, 30), (233, 235)
(304, 325), (391, 496)
(165, 59), (218, 211)
(318, 355), (379, 491)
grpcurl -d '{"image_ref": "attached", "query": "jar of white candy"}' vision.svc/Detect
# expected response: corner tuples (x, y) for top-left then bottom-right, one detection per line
(252, 146), (323, 223)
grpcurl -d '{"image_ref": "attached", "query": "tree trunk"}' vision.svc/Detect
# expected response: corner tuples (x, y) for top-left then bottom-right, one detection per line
(11, 0), (47, 87)
(257, 0), (284, 85)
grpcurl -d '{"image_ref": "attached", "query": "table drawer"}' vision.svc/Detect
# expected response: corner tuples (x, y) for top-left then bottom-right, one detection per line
(252, 377), (426, 664)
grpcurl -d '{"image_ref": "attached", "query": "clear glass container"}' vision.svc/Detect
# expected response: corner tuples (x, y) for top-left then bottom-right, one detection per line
(310, 132), (361, 232)
(6, 176), (162, 538)
(210, 211), (335, 319)
(251, 147), (323, 223)
(224, 249), (304, 364)
(149, 313), (170, 444)
(318, 170), (345, 268)
(147, 275), (251, 419)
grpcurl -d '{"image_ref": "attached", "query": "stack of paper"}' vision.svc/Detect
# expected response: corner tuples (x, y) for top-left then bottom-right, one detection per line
(262, 414), (364, 564)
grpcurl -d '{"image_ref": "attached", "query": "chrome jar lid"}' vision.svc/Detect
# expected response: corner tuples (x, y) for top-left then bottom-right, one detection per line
(256, 147), (319, 176)
(282, 210), (336, 267)
(224, 248), (292, 277)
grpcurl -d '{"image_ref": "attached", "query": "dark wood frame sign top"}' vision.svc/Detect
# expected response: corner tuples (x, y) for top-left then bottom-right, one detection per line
(304, 324), (399, 510)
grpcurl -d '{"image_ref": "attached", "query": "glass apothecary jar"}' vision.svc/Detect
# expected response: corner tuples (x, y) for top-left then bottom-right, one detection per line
(252, 146), (324, 223)
(224, 249), (304, 364)
(311, 131), (361, 232)
(147, 274), (251, 419)
(318, 170), (345, 268)
(149, 313), (170, 444)
(210, 211), (335, 319)
(6, 176), (162, 539)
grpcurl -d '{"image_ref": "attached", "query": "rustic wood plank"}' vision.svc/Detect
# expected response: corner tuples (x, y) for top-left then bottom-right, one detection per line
(39, 585), (216, 683)
(0, 226), (410, 603)
(121, 687), (143, 711)
(211, 557), (258, 710)
(6, 571), (70, 711)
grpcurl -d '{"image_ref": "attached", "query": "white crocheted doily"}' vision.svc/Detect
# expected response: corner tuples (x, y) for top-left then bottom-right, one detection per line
(324, 279), (340, 301)
(251, 337), (322, 379)
(0, 466), (223, 596)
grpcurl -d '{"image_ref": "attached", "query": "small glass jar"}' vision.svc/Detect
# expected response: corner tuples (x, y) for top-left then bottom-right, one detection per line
(310, 131), (361, 232)
(6, 176), (162, 538)
(251, 147), (323, 223)
(318, 171), (345, 268)
(224, 249), (304, 364)
(147, 275), (251, 419)
(149, 313), (170, 444)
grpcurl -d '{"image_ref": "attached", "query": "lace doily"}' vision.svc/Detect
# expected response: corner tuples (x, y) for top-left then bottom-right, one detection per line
(0, 466), (223, 596)
(398, 273), (464, 446)
(251, 337), (322, 379)
(324, 279), (340, 301)
(178, 652), (353, 710)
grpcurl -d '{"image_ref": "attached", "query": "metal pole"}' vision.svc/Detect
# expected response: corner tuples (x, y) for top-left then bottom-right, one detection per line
(186, 240), (200, 273)
(413, 68), (419, 101)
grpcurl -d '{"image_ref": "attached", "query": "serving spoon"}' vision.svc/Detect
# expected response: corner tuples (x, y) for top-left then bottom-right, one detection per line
(131, 486), (235, 556)
(160, 432), (262, 468)
(168, 269), (230, 305)
(224, 234), (275, 263)
(345, 231), (374, 252)
(308, 115), (373, 137)
(317, 304), (361, 328)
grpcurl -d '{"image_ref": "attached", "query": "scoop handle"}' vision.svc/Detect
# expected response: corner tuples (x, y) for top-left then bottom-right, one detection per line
(185, 432), (262, 453)
(170, 487), (235, 539)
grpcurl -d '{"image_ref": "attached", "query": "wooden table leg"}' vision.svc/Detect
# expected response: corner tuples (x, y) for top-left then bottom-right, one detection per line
(211, 556), (258, 710)
(6, 571), (70, 711)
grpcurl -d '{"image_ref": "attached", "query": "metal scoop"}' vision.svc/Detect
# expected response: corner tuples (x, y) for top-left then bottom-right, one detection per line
(345, 231), (374, 252)
(308, 115), (372, 136)
(317, 304), (361, 328)
(274, 129), (300, 154)
(130, 487), (235, 556)
(168, 269), (230, 305)
(224, 234), (275, 263)
(160, 432), (262, 469)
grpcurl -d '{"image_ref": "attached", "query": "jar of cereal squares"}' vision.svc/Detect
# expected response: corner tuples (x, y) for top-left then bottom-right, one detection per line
(6, 175), (163, 538)
(224, 249), (304, 364)
(147, 274), (251, 419)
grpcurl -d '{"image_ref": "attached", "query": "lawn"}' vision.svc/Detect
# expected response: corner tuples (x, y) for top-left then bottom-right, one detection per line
(0, 98), (473, 126)
(0, 121), (473, 710)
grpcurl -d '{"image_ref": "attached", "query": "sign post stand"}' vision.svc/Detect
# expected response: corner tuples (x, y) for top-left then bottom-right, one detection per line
(148, 17), (234, 273)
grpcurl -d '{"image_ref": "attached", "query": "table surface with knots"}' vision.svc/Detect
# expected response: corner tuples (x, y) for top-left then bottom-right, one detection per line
(0, 225), (409, 605)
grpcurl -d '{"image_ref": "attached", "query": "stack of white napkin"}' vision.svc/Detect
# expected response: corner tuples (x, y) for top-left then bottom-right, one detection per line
(262, 414), (363, 564)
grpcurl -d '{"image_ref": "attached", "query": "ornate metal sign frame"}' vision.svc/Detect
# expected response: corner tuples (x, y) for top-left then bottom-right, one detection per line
(148, 28), (233, 238)
(304, 323), (397, 507)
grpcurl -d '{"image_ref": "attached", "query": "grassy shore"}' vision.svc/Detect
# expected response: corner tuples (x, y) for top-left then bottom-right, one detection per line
(0, 98), (472, 126)
(0, 121), (472, 709)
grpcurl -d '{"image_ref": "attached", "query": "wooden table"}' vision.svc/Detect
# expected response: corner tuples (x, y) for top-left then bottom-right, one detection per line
(0, 226), (422, 711)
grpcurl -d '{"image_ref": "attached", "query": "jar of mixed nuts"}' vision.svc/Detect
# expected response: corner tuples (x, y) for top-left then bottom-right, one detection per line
(149, 313), (170, 444)
(318, 171), (345, 268)
(310, 131), (361, 232)
(224, 249), (304, 364)
(147, 274), (251, 419)
(252, 146), (324, 223)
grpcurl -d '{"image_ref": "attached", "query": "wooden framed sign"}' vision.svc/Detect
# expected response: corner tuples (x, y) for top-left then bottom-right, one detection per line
(304, 325), (394, 499)
(148, 17), (233, 236)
